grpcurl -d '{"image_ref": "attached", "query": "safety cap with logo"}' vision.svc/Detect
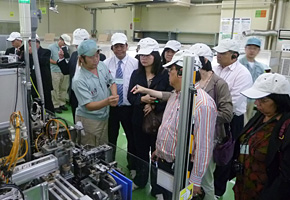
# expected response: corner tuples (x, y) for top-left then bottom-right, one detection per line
(60, 34), (71, 46)
(77, 40), (101, 57)
(163, 49), (202, 69)
(213, 39), (240, 53)
(73, 28), (90, 46)
(241, 73), (290, 99)
(7, 32), (22, 41)
(246, 37), (261, 48)
(189, 43), (214, 62)
(137, 37), (159, 55)
(164, 40), (181, 52)
(111, 33), (128, 46)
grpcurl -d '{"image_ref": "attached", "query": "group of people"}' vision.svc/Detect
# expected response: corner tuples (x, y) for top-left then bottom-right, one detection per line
(5, 30), (290, 200)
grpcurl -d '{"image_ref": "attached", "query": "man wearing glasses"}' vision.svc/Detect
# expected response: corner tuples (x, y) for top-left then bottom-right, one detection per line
(212, 39), (253, 198)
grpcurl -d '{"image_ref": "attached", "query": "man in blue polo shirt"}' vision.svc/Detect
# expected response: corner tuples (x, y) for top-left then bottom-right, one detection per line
(72, 40), (119, 146)
(239, 37), (269, 121)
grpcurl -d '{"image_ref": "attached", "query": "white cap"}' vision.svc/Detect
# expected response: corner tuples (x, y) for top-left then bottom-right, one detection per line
(163, 49), (202, 69)
(28, 34), (40, 41)
(60, 34), (71, 46)
(73, 28), (90, 45)
(189, 43), (214, 62)
(241, 73), (290, 99)
(111, 33), (128, 45)
(164, 40), (181, 52)
(7, 32), (22, 41)
(213, 39), (240, 53)
(137, 37), (159, 55)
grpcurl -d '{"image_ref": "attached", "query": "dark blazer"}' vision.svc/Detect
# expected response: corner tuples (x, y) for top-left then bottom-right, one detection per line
(5, 47), (16, 55)
(234, 112), (290, 200)
(29, 46), (54, 112)
(127, 69), (173, 127)
(5, 45), (24, 61)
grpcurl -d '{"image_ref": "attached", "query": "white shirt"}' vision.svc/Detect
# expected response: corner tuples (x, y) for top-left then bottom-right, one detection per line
(213, 60), (253, 116)
(104, 54), (138, 106)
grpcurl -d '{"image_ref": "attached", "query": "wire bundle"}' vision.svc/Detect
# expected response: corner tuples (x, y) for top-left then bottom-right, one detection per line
(0, 112), (28, 183)
(35, 118), (71, 152)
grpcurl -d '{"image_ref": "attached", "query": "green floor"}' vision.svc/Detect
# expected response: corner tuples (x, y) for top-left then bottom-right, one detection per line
(57, 105), (235, 200)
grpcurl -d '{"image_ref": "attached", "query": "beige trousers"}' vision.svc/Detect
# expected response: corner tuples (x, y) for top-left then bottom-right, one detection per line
(75, 115), (108, 147)
(51, 72), (69, 108)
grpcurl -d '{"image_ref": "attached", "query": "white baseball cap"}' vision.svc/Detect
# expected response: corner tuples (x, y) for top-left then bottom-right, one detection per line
(28, 34), (40, 41)
(137, 37), (159, 55)
(163, 49), (202, 69)
(241, 73), (290, 99)
(73, 28), (90, 45)
(60, 34), (71, 46)
(189, 43), (214, 62)
(164, 40), (181, 52)
(7, 32), (22, 41)
(213, 39), (240, 53)
(111, 33), (128, 45)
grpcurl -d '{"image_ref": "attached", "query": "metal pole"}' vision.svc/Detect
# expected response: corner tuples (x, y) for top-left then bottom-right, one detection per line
(231, 0), (237, 39)
(91, 8), (97, 38)
(19, 0), (32, 161)
(172, 56), (195, 200)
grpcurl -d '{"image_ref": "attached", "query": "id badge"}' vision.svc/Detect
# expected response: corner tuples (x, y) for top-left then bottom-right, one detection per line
(115, 78), (124, 85)
(240, 144), (249, 155)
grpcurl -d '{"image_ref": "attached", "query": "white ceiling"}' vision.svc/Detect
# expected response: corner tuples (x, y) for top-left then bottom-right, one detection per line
(55, 0), (105, 4)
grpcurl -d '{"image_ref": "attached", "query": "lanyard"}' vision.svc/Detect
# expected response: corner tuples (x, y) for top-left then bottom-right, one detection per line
(241, 113), (279, 145)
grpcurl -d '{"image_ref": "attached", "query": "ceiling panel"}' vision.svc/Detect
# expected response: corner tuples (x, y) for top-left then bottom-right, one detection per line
(55, 0), (105, 4)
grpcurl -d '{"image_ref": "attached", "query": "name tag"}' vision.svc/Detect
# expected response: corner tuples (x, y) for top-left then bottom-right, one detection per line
(240, 144), (249, 155)
(115, 78), (123, 85)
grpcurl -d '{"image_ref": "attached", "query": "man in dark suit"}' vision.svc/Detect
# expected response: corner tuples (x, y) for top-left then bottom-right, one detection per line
(57, 28), (106, 123)
(5, 32), (24, 60)
(28, 35), (54, 113)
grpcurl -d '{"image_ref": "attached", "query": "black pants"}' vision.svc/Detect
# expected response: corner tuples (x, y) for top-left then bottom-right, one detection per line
(214, 114), (244, 196)
(108, 106), (136, 169)
(70, 91), (78, 124)
(133, 131), (157, 188)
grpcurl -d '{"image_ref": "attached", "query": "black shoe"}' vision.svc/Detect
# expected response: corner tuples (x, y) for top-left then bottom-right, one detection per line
(55, 108), (62, 113)
(60, 105), (68, 111)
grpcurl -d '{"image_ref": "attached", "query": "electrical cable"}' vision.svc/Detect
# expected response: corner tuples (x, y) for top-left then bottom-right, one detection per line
(30, 76), (40, 98)
(53, 117), (69, 129)
(35, 132), (44, 152)
(0, 183), (25, 200)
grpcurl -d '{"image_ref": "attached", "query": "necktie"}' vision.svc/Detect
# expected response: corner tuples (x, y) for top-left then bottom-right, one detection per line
(116, 60), (123, 105)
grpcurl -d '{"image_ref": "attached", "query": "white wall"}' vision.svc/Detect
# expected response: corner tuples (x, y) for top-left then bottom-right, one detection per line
(137, 5), (221, 33)
(0, 1), (91, 38)
(1, 0), (290, 43)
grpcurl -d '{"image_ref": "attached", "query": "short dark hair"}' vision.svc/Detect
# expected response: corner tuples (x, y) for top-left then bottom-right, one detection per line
(246, 44), (260, 48)
(229, 51), (240, 59)
(161, 48), (171, 65)
(267, 93), (290, 113)
(138, 51), (162, 75)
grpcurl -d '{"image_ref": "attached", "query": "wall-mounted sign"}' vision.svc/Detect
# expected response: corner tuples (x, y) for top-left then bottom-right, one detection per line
(133, 18), (140, 22)
(40, 7), (46, 14)
(18, 0), (30, 3)
(10, 12), (14, 17)
(256, 10), (267, 18)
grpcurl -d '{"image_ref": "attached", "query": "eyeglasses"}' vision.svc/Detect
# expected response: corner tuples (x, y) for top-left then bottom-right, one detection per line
(140, 54), (151, 57)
